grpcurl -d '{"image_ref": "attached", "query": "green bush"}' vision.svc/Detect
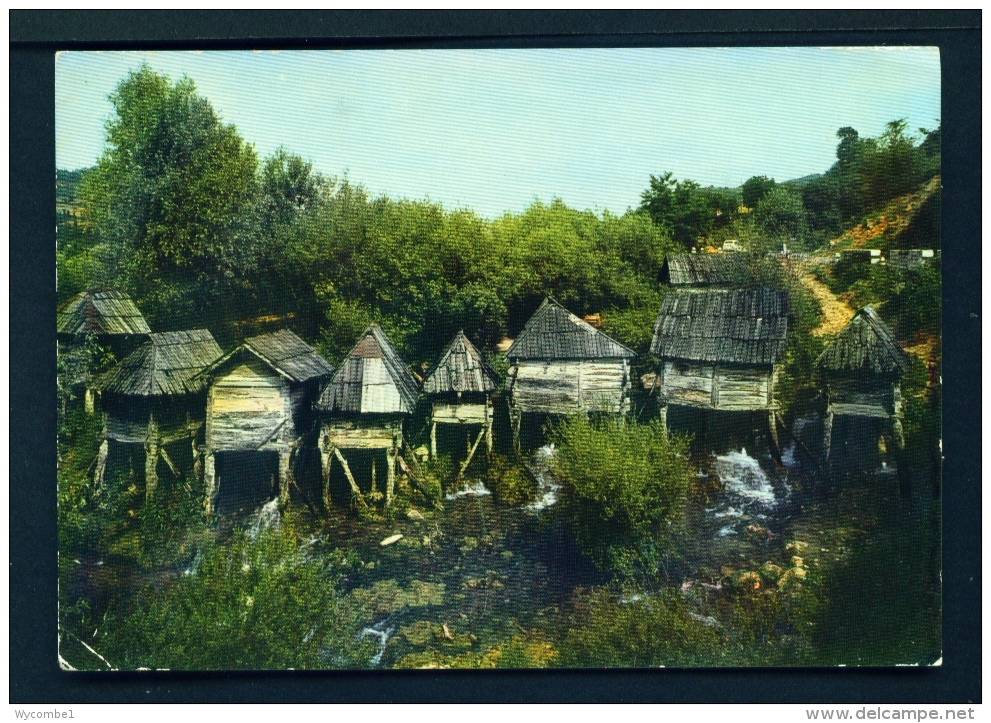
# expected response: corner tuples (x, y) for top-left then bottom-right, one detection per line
(102, 527), (373, 670)
(550, 417), (692, 578)
(559, 589), (721, 667)
(488, 455), (536, 507)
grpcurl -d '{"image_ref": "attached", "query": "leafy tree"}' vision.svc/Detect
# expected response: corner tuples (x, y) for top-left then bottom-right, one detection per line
(550, 417), (692, 578)
(81, 65), (262, 336)
(640, 173), (737, 250)
(741, 175), (777, 209)
(754, 185), (808, 246)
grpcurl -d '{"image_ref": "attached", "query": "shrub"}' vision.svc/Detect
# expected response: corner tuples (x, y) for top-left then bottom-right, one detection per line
(550, 416), (692, 578)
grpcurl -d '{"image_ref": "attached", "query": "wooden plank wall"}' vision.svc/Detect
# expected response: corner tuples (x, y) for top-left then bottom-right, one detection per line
(660, 361), (776, 411)
(207, 357), (293, 452)
(510, 360), (629, 414)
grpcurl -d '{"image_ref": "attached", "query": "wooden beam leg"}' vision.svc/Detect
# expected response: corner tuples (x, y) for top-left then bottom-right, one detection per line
(277, 449), (291, 507)
(386, 444), (397, 508)
(334, 448), (367, 509)
(93, 439), (109, 491)
(659, 403), (668, 437)
(430, 421), (437, 460)
(192, 438), (203, 484)
(823, 411), (834, 468)
(144, 439), (159, 502)
(203, 452), (216, 515)
(486, 418), (493, 457)
(84, 388), (96, 415)
(511, 410), (521, 455)
(457, 427), (486, 482)
(159, 445), (181, 480)
(319, 435), (333, 511)
(767, 410), (783, 465)
(371, 455), (378, 495)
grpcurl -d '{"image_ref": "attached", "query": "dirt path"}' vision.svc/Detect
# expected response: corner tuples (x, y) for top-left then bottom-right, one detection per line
(795, 262), (855, 337)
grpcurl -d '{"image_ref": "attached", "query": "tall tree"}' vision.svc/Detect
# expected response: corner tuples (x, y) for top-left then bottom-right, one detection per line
(81, 65), (261, 337)
(741, 175), (777, 209)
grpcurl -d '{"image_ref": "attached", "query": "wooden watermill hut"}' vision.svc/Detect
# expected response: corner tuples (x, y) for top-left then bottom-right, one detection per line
(92, 329), (222, 498)
(423, 331), (498, 469)
(660, 253), (755, 287)
(315, 325), (420, 509)
(57, 288), (151, 411)
(650, 288), (789, 449)
(505, 297), (635, 450)
(200, 329), (335, 514)
(816, 305), (910, 467)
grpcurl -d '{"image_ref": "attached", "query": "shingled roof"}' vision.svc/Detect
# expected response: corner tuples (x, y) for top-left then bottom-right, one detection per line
(651, 288), (789, 366)
(57, 288), (151, 336)
(661, 253), (756, 287)
(97, 330), (222, 396)
(316, 325), (420, 414)
(817, 306), (909, 376)
(506, 298), (635, 361)
(423, 331), (498, 395)
(204, 329), (335, 384)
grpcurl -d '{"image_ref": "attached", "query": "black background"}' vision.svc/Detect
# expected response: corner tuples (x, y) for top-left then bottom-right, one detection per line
(10, 10), (981, 703)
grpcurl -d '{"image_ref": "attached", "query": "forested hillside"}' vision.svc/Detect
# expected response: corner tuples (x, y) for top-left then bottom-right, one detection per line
(57, 66), (940, 371)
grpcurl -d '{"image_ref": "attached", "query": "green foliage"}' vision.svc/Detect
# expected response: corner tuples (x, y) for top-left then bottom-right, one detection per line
(639, 172), (738, 250)
(488, 455), (537, 507)
(741, 175), (777, 209)
(559, 589), (722, 667)
(754, 185), (808, 246)
(550, 417), (692, 578)
(102, 527), (373, 670)
(81, 65), (262, 336)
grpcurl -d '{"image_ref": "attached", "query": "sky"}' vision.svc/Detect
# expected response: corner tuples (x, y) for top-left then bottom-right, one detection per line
(55, 47), (941, 219)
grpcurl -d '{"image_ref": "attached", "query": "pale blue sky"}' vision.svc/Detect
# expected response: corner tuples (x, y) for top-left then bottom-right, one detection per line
(56, 47), (940, 219)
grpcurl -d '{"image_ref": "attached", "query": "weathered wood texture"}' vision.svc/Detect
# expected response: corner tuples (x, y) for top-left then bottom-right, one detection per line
(57, 288), (151, 337)
(817, 306), (909, 376)
(651, 288), (789, 367)
(506, 297), (636, 362)
(423, 331), (498, 395)
(507, 359), (631, 414)
(887, 249), (937, 272)
(317, 325), (419, 415)
(660, 253), (757, 287)
(322, 418), (403, 449)
(431, 401), (490, 424)
(97, 329), (222, 397)
(207, 357), (296, 452)
(658, 361), (778, 411)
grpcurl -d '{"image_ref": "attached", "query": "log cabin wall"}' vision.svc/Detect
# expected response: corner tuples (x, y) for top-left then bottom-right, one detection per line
(507, 359), (631, 415)
(658, 362), (778, 411)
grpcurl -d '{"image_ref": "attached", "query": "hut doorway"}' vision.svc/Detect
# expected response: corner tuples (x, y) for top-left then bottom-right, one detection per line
(214, 451), (280, 516)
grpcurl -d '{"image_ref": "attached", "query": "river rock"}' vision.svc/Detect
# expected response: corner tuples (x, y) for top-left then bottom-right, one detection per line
(380, 534), (403, 546)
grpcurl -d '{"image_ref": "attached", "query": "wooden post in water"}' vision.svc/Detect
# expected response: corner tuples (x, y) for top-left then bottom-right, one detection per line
(203, 452), (216, 515)
(93, 438), (109, 490)
(277, 448), (291, 506)
(430, 421), (437, 460)
(386, 439), (398, 507)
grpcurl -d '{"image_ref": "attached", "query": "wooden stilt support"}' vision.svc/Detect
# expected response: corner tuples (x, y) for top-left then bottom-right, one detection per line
(319, 436), (333, 511)
(334, 447), (367, 509)
(144, 434), (159, 502)
(371, 455), (378, 495)
(386, 443), (397, 507)
(84, 388), (96, 415)
(158, 445), (180, 479)
(203, 452), (216, 515)
(767, 409), (782, 464)
(510, 410), (521, 455)
(823, 410), (835, 470)
(192, 437), (203, 483)
(93, 439), (109, 491)
(456, 427), (486, 482)
(658, 403), (668, 436)
(277, 448), (292, 506)
(430, 421), (437, 460)
(485, 401), (494, 457)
